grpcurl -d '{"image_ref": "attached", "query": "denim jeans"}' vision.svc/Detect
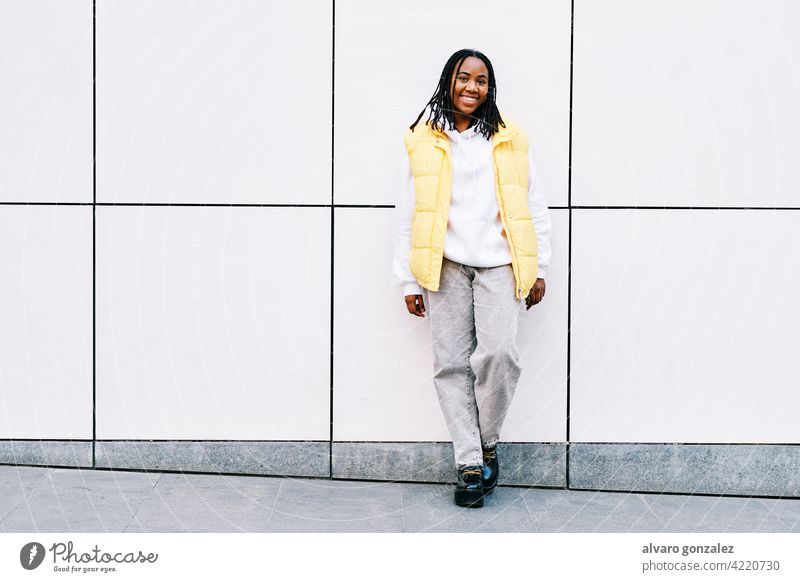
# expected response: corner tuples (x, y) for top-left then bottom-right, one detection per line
(423, 257), (523, 468)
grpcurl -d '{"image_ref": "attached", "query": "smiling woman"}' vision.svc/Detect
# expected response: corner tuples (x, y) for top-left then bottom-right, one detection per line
(449, 56), (489, 130)
(392, 49), (553, 509)
(409, 48), (503, 139)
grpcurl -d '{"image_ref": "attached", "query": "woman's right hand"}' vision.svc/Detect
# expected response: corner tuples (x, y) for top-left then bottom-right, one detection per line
(404, 294), (426, 317)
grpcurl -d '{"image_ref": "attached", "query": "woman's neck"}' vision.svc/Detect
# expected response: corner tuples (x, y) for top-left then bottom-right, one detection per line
(453, 113), (471, 133)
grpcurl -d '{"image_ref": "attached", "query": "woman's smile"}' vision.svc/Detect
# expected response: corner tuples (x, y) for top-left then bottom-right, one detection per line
(450, 56), (489, 124)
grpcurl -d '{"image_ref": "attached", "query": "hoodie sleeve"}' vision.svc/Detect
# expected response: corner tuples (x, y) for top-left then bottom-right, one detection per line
(527, 149), (552, 280)
(392, 144), (423, 296)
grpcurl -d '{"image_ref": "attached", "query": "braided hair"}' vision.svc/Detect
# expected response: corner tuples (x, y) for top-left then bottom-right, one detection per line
(409, 48), (505, 139)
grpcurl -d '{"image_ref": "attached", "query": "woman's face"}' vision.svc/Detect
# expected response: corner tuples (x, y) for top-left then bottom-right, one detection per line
(449, 56), (489, 118)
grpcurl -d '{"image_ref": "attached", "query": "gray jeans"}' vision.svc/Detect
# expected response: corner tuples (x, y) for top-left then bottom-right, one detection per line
(423, 257), (523, 468)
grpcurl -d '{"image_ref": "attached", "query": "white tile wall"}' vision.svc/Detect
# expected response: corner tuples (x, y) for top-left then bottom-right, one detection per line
(0, 1), (92, 203)
(4, 1), (799, 451)
(334, 0), (570, 207)
(503, 210), (569, 443)
(332, 208), (443, 441)
(572, 0), (800, 207)
(333, 208), (568, 442)
(571, 209), (800, 442)
(96, 206), (330, 440)
(0, 206), (92, 438)
(97, 0), (332, 204)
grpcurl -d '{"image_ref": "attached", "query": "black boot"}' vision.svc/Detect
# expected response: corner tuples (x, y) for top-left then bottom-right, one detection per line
(481, 446), (499, 495)
(454, 465), (485, 507)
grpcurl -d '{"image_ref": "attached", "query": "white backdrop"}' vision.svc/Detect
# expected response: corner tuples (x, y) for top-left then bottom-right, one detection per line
(1, 0), (798, 449)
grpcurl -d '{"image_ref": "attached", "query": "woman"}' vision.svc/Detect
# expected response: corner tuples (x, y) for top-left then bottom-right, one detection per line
(392, 48), (552, 507)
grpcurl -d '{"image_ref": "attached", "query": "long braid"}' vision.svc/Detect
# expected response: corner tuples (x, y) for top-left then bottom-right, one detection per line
(410, 49), (505, 139)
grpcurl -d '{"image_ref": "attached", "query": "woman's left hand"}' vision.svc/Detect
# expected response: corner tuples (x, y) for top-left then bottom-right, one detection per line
(525, 278), (546, 310)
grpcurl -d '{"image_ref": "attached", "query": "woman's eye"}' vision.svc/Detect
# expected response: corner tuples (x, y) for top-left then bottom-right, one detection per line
(457, 77), (487, 87)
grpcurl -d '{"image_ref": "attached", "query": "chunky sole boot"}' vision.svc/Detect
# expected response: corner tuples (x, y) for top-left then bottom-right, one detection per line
(454, 466), (485, 508)
(482, 447), (499, 495)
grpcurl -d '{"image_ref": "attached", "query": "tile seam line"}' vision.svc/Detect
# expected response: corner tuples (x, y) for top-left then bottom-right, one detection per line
(92, 0), (97, 469)
(566, 0), (574, 489)
(0, 464), (795, 501)
(5, 202), (800, 210)
(4, 440), (799, 445)
(4, 440), (798, 445)
(328, 0), (335, 480)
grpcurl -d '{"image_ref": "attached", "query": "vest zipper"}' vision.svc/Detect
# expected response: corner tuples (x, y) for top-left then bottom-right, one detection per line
(491, 135), (523, 300)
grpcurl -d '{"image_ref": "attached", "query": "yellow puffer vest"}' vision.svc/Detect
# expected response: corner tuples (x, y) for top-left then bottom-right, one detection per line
(403, 119), (538, 300)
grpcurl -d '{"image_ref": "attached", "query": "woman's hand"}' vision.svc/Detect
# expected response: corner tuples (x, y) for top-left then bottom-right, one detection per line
(525, 279), (546, 310)
(405, 294), (426, 317)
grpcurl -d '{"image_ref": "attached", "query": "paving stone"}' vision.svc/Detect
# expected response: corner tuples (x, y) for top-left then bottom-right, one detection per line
(267, 478), (404, 532)
(400, 482), (531, 532)
(0, 466), (51, 530)
(517, 488), (663, 532)
(1, 466), (797, 533)
(128, 472), (282, 532)
(1, 468), (157, 532)
(635, 493), (795, 533)
(757, 498), (800, 532)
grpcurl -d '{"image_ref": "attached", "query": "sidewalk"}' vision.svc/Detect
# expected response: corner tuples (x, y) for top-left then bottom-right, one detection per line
(1, 465), (798, 533)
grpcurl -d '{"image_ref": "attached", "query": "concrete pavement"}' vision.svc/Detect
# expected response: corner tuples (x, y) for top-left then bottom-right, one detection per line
(1, 465), (799, 533)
